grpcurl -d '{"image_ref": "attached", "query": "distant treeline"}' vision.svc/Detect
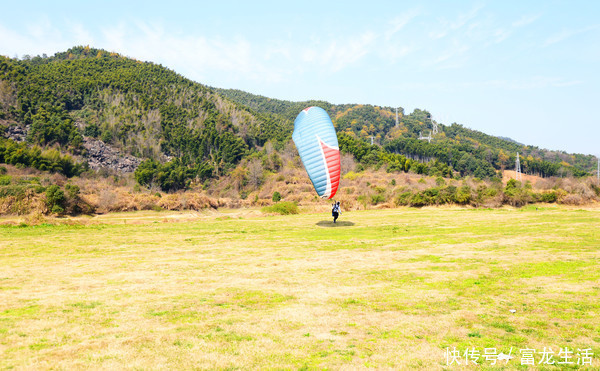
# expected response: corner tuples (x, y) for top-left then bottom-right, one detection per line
(218, 88), (594, 178)
(0, 46), (594, 193)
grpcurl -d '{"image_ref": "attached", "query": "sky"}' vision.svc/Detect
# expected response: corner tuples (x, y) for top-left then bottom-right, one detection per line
(1, 0), (599, 156)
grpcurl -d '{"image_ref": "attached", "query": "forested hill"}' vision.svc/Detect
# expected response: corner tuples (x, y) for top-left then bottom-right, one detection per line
(0, 46), (595, 192)
(0, 46), (292, 183)
(216, 88), (596, 176)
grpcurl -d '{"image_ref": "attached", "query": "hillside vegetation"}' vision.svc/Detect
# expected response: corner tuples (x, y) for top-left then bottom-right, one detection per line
(1, 47), (287, 179)
(2, 161), (598, 221)
(1, 46), (599, 216)
(216, 88), (595, 177)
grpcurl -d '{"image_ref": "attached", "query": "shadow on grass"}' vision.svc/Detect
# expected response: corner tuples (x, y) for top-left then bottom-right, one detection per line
(316, 220), (355, 227)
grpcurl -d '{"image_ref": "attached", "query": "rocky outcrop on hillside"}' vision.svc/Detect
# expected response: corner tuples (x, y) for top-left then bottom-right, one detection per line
(83, 137), (142, 173)
(2, 122), (141, 173)
(2, 121), (141, 173)
(4, 123), (27, 142)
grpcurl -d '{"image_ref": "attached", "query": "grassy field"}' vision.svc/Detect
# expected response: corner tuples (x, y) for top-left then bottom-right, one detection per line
(1, 206), (600, 369)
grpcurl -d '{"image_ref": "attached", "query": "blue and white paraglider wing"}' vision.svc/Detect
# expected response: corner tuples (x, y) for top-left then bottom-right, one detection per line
(292, 107), (341, 199)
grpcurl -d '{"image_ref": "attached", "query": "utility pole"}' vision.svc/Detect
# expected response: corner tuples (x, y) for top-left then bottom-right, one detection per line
(419, 131), (432, 144)
(395, 107), (399, 127)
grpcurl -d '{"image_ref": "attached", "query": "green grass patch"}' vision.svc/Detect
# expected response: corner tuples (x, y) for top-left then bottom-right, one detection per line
(261, 201), (299, 215)
(2, 305), (40, 318)
(0, 207), (599, 369)
(69, 301), (102, 309)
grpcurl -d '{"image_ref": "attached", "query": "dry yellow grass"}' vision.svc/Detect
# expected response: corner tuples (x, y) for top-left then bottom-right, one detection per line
(1, 206), (599, 369)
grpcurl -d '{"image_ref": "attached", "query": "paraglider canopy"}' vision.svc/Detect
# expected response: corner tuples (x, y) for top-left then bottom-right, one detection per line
(292, 107), (341, 199)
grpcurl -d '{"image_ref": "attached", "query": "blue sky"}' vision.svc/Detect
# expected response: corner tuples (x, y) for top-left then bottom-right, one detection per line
(1, 0), (599, 156)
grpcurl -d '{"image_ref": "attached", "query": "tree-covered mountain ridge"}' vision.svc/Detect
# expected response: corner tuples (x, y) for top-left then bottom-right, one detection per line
(215, 88), (596, 177)
(0, 46), (596, 191)
(1, 46), (291, 184)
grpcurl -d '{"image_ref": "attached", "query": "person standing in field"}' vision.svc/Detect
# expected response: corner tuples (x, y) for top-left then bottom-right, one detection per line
(332, 201), (341, 223)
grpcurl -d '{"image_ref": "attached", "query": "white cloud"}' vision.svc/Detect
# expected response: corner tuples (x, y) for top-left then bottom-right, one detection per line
(487, 77), (583, 90)
(385, 9), (419, 40)
(450, 3), (485, 30)
(544, 24), (600, 46)
(0, 18), (378, 83)
(0, 24), (30, 57)
(100, 22), (127, 53)
(394, 77), (582, 92)
(426, 40), (471, 70)
(95, 22), (289, 84)
(2, 8), (584, 91)
(0, 19), (73, 58)
(489, 14), (540, 44)
(429, 3), (484, 40)
(265, 40), (292, 62)
(463, 77), (583, 90)
(0, 11), (461, 82)
(512, 14), (540, 28)
(69, 23), (95, 46)
(319, 31), (377, 72)
(383, 44), (415, 64)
